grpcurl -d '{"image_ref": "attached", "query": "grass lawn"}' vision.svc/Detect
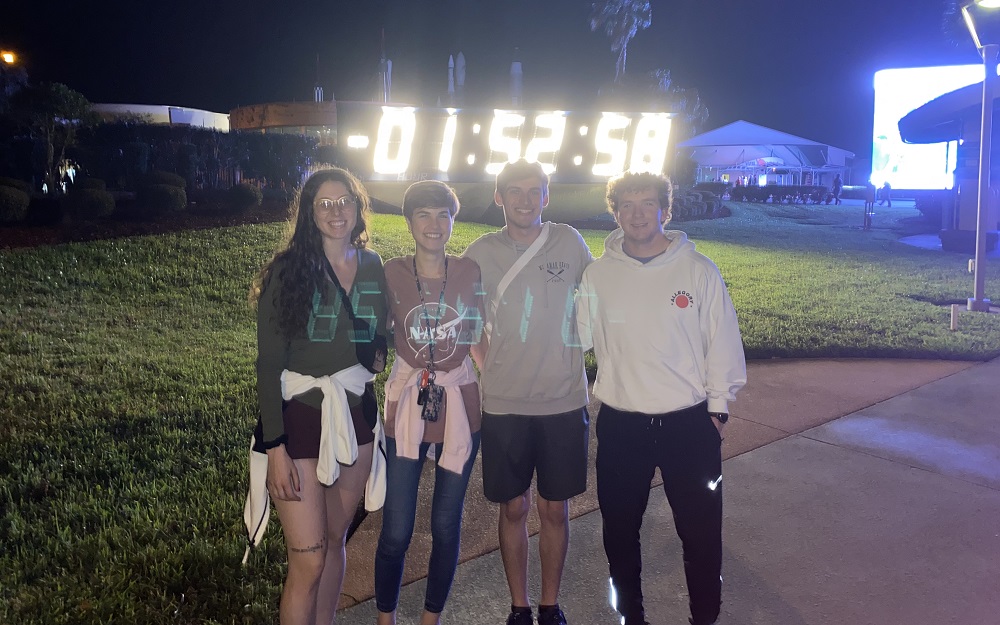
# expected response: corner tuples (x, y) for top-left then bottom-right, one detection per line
(2, 199), (999, 624)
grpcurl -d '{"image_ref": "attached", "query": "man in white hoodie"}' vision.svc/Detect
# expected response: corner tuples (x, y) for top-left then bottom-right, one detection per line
(576, 172), (746, 625)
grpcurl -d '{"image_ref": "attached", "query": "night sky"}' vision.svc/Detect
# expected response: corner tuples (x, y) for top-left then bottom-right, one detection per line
(1, 0), (978, 158)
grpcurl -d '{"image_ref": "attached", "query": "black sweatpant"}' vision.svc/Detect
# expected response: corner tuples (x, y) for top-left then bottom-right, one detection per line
(596, 401), (723, 625)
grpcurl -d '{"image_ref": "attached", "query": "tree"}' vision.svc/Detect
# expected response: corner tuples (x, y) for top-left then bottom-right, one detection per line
(8, 82), (94, 192)
(647, 69), (710, 140)
(589, 0), (652, 84)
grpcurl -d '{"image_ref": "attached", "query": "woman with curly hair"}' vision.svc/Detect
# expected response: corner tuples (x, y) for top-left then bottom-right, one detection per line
(249, 167), (388, 625)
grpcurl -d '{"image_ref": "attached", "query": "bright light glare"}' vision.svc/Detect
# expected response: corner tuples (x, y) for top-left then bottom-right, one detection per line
(524, 112), (566, 175)
(573, 155), (583, 166)
(579, 125), (589, 136)
(346, 135), (369, 149)
(592, 113), (631, 177)
(438, 114), (458, 172)
(608, 578), (618, 611)
(1, 52), (14, 64)
(963, 6), (984, 49)
(628, 114), (672, 174)
(485, 111), (525, 175)
(978, 0), (1000, 9)
(373, 107), (416, 175)
(472, 123), (481, 134)
(708, 475), (722, 491)
(872, 65), (983, 189)
(466, 154), (476, 165)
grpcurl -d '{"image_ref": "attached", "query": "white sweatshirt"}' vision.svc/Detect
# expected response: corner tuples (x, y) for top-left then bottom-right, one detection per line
(576, 229), (746, 415)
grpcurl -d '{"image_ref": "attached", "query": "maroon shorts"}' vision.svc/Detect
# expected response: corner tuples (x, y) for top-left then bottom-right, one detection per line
(284, 399), (375, 459)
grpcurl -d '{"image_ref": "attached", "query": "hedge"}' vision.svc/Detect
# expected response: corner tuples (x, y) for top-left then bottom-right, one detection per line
(228, 183), (263, 213)
(63, 188), (116, 219)
(74, 177), (108, 191)
(0, 185), (31, 222)
(0, 176), (31, 194)
(144, 170), (187, 189)
(138, 184), (187, 217)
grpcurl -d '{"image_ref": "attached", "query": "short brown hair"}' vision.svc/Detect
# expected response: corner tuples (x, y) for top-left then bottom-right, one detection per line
(605, 172), (673, 224)
(495, 159), (549, 196)
(402, 180), (460, 219)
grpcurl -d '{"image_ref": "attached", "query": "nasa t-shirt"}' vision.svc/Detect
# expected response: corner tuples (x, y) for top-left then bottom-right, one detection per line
(384, 255), (484, 442)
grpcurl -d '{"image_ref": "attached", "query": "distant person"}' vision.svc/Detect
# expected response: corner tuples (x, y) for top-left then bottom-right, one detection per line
(878, 181), (892, 207)
(375, 181), (485, 625)
(832, 173), (843, 205)
(463, 159), (593, 625)
(247, 167), (389, 625)
(577, 171), (747, 625)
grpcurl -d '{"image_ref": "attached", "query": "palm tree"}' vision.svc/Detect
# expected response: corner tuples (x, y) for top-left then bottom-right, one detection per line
(589, 0), (652, 84)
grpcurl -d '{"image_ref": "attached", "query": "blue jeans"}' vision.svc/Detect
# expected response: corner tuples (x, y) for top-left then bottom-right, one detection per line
(374, 432), (481, 614)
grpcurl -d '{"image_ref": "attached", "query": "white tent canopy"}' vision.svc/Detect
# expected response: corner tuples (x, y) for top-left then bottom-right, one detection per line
(678, 120), (855, 185)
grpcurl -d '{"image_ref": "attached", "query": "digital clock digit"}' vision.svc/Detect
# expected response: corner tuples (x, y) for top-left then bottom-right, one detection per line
(339, 104), (672, 183)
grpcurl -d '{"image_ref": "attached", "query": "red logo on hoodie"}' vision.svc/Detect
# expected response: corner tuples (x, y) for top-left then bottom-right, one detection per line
(671, 290), (693, 309)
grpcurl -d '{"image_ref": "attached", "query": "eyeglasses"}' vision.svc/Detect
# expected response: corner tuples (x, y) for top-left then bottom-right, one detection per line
(315, 196), (357, 213)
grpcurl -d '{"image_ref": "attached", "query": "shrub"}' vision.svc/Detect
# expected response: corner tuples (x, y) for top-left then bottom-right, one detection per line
(144, 170), (186, 189)
(693, 181), (729, 196)
(228, 183), (263, 213)
(25, 195), (64, 226)
(74, 177), (107, 191)
(188, 187), (230, 213)
(62, 188), (116, 219)
(0, 176), (31, 194)
(138, 183), (187, 217)
(262, 187), (296, 204)
(0, 185), (31, 222)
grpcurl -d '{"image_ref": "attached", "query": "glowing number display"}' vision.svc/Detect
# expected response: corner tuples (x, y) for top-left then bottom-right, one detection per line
(524, 112), (567, 175)
(629, 114), (673, 174)
(347, 105), (672, 182)
(485, 112), (526, 175)
(592, 113), (631, 177)
(437, 111), (458, 172)
(373, 107), (416, 175)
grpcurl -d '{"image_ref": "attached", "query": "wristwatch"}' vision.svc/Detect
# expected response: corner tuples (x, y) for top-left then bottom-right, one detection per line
(708, 412), (729, 424)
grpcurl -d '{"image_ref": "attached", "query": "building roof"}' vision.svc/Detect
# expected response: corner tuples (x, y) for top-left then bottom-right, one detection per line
(678, 120), (855, 169)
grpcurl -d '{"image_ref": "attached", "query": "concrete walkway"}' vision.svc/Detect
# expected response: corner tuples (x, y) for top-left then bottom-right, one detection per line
(336, 356), (1000, 625)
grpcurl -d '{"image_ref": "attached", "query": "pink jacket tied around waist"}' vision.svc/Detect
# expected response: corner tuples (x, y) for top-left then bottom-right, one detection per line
(384, 355), (477, 474)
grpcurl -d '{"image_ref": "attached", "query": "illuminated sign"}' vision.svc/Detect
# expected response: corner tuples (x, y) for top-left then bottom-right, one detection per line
(334, 104), (673, 183)
(873, 65), (984, 190)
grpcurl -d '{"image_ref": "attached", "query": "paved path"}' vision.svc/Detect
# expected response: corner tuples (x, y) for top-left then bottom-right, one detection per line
(337, 357), (999, 624)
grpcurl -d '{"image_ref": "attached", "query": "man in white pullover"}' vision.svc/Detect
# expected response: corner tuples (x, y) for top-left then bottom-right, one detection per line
(576, 172), (746, 625)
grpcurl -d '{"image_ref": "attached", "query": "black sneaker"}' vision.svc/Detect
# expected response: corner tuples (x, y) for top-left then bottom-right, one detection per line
(506, 609), (534, 625)
(537, 606), (567, 625)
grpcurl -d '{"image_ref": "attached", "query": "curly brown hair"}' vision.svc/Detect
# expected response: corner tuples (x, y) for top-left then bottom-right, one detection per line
(250, 167), (373, 338)
(605, 171), (674, 224)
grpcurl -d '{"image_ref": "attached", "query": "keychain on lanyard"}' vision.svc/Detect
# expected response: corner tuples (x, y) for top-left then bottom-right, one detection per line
(414, 256), (448, 420)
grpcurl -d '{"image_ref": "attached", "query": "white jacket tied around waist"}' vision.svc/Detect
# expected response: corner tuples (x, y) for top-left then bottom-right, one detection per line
(384, 355), (478, 475)
(242, 363), (386, 563)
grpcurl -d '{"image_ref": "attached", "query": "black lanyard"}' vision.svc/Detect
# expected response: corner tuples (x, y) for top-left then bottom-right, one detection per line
(323, 251), (360, 320)
(413, 255), (448, 374)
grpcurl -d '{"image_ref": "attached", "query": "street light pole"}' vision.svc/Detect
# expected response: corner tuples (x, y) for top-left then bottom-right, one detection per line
(962, 0), (1000, 311)
(970, 43), (997, 312)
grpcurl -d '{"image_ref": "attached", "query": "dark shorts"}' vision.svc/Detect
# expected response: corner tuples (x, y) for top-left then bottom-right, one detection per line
(254, 383), (378, 459)
(283, 399), (374, 459)
(480, 407), (590, 503)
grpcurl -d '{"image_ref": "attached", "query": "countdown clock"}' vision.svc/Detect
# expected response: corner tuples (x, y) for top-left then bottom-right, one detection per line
(334, 103), (674, 184)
